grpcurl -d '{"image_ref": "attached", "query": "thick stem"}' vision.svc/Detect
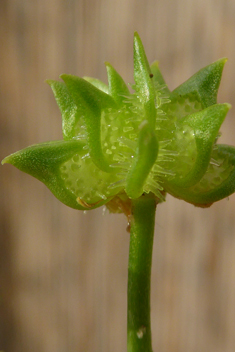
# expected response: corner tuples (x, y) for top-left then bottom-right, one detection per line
(127, 194), (157, 352)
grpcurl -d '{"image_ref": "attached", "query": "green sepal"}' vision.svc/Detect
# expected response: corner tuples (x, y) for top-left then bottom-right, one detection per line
(61, 74), (117, 173)
(125, 121), (158, 199)
(1, 140), (99, 210)
(83, 76), (110, 94)
(150, 61), (171, 95)
(171, 103), (230, 188)
(171, 58), (227, 109)
(105, 62), (130, 104)
(47, 80), (84, 140)
(166, 144), (235, 207)
(133, 32), (156, 130)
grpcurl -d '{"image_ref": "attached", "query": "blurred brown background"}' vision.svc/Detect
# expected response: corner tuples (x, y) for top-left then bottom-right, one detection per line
(1, 0), (235, 351)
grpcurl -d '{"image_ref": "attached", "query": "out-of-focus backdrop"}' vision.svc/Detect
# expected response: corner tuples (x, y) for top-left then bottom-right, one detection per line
(1, 1), (235, 351)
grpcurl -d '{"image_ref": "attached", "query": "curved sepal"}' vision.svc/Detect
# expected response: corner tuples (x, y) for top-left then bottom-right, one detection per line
(2, 140), (92, 210)
(166, 144), (235, 207)
(133, 32), (156, 129)
(83, 76), (110, 94)
(171, 58), (227, 109)
(105, 62), (130, 104)
(61, 74), (117, 173)
(125, 121), (158, 199)
(171, 103), (230, 188)
(47, 80), (84, 140)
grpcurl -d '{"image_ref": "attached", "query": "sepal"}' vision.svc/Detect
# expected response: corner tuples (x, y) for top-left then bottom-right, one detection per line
(105, 62), (130, 104)
(61, 74), (117, 172)
(171, 58), (227, 109)
(150, 61), (170, 95)
(125, 120), (158, 199)
(133, 32), (156, 129)
(83, 77), (109, 94)
(2, 140), (91, 210)
(171, 103), (230, 188)
(47, 80), (85, 140)
(166, 144), (235, 207)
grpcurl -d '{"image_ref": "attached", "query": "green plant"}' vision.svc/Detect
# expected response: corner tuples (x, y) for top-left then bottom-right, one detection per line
(2, 32), (235, 351)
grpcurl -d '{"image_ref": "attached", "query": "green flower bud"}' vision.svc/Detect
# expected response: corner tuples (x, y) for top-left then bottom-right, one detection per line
(2, 32), (235, 211)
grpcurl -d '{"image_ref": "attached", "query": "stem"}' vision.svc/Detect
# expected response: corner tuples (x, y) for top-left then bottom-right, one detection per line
(127, 194), (157, 352)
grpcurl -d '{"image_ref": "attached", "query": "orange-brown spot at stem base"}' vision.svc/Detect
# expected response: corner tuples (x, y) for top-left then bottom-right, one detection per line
(105, 193), (132, 217)
(106, 191), (163, 232)
(106, 194), (132, 232)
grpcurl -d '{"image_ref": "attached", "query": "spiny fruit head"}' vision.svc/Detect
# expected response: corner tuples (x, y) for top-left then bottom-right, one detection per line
(3, 33), (235, 214)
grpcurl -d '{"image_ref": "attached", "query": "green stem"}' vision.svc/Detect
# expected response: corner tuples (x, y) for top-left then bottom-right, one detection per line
(127, 194), (157, 352)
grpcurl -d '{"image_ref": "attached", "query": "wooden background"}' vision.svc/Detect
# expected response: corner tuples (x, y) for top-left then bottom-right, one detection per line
(1, 0), (235, 351)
